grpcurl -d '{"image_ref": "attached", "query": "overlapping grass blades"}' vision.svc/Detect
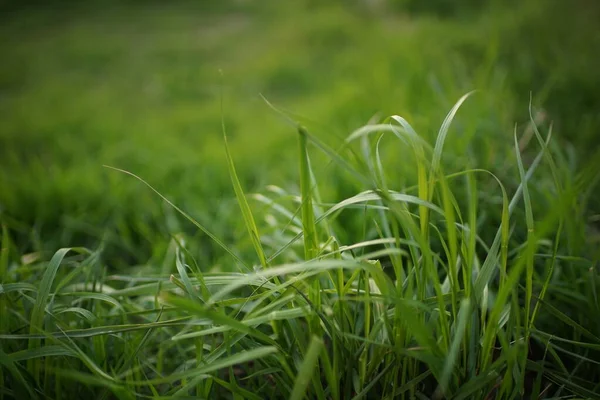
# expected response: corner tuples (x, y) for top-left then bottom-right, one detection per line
(1, 95), (598, 398)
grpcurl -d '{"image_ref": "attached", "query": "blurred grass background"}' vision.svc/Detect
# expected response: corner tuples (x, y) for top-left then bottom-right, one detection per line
(1, 0), (598, 268)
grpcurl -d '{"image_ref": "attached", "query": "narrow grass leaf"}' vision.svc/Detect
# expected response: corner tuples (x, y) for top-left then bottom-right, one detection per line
(429, 92), (474, 219)
(223, 128), (267, 268)
(139, 346), (277, 385)
(104, 166), (249, 270)
(0, 318), (191, 340)
(0, 347), (38, 400)
(289, 335), (323, 400)
(28, 247), (88, 377)
(439, 299), (471, 394)
(8, 345), (77, 362)
(474, 132), (550, 300)
(298, 126), (319, 260)
(163, 293), (277, 347)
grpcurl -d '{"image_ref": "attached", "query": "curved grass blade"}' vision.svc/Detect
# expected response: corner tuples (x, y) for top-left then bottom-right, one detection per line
(104, 165), (249, 271)
(267, 190), (444, 263)
(8, 345), (77, 362)
(429, 91), (474, 197)
(28, 247), (89, 379)
(134, 346), (278, 385)
(162, 293), (277, 347)
(474, 130), (551, 301)
(223, 126), (267, 268)
(0, 318), (191, 340)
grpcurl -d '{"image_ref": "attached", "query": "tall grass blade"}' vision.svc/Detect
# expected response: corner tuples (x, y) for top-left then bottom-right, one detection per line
(298, 126), (319, 260)
(438, 299), (471, 395)
(223, 126), (268, 268)
(289, 335), (323, 400)
(429, 91), (474, 198)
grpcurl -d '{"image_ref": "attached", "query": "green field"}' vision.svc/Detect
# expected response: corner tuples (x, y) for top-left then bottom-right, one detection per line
(1, 1), (600, 398)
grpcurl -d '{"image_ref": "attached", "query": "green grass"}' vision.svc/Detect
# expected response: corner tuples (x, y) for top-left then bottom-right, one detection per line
(1, 0), (599, 267)
(1, 0), (600, 398)
(1, 94), (600, 398)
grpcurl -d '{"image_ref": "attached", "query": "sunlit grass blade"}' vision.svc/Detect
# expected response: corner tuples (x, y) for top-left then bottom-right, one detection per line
(474, 130), (551, 301)
(298, 125), (319, 261)
(390, 115), (430, 235)
(223, 125), (268, 268)
(55, 324), (117, 384)
(429, 91), (474, 198)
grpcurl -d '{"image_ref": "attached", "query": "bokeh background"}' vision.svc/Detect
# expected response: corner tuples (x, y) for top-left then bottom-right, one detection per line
(1, 0), (599, 269)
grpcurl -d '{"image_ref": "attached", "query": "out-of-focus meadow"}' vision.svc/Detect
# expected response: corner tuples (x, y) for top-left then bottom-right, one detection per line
(1, 0), (599, 267)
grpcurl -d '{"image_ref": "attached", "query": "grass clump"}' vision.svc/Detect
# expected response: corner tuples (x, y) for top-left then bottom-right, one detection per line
(1, 95), (599, 399)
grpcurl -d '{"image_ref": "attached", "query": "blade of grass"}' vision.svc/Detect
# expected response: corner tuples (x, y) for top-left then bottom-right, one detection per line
(138, 346), (278, 385)
(289, 335), (323, 400)
(28, 247), (89, 380)
(429, 91), (474, 200)
(438, 298), (471, 396)
(474, 130), (551, 301)
(104, 165), (250, 271)
(298, 125), (319, 261)
(162, 293), (278, 347)
(223, 120), (268, 268)
(0, 347), (38, 400)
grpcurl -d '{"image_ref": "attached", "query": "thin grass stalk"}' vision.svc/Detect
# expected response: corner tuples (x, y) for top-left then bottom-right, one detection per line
(514, 128), (535, 393)
(359, 268), (371, 389)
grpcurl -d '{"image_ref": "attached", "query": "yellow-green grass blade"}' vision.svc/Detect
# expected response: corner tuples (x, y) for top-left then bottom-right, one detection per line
(474, 132), (551, 302)
(429, 92), (474, 201)
(390, 114), (431, 235)
(223, 128), (268, 268)
(267, 190), (445, 263)
(298, 125), (319, 261)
